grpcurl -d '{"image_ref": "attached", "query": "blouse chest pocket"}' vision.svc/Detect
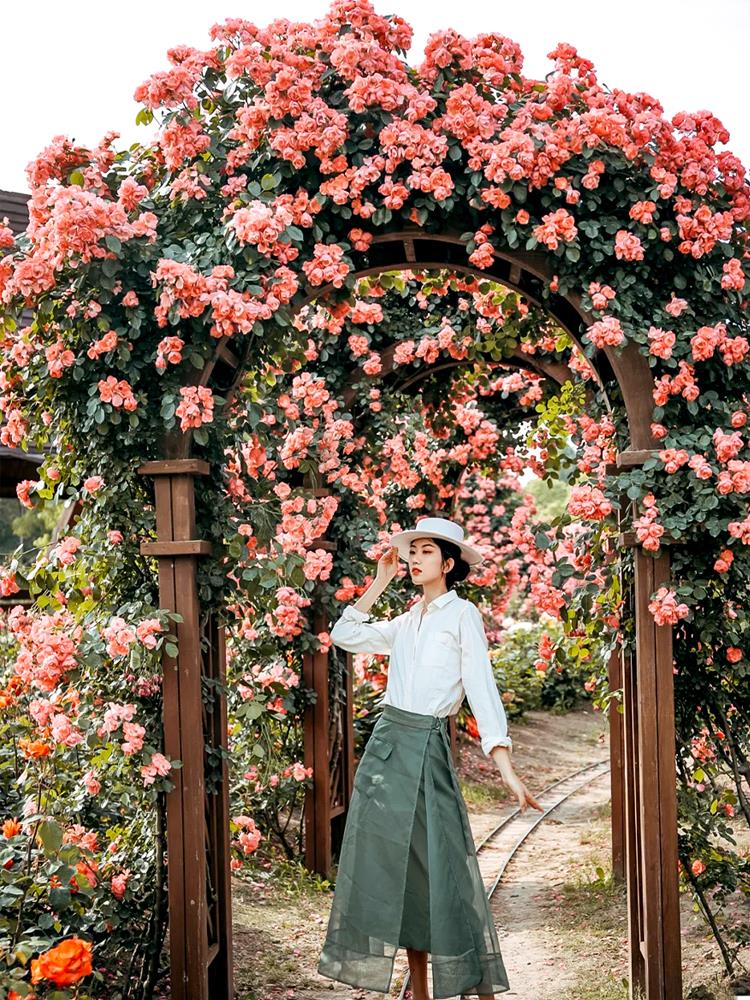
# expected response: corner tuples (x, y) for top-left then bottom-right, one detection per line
(424, 628), (459, 670)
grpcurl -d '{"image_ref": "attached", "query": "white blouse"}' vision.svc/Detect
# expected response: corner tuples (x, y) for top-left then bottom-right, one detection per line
(329, 588), (512, 757)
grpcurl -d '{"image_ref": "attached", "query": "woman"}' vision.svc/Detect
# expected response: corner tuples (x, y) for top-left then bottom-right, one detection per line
(317, 516), (542, 1000)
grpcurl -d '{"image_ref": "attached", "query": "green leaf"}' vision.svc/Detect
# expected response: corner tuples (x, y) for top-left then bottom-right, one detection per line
(49, 886), (72, 910)
(38, 820), (63, 855)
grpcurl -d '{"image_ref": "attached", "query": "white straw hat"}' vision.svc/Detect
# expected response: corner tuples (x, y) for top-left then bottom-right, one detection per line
(388, 516), (485, 566)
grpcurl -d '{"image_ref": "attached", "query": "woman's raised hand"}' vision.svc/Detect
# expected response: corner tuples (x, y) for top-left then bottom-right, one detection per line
(375, 545), (401, 586)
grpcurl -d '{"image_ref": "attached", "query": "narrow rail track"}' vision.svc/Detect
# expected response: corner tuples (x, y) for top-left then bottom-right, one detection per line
(395, 758), (612, 1000)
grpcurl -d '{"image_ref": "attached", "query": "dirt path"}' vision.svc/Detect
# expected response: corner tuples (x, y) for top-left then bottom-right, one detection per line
(230, 706), (744, 1000)
(489, 767), (623, 997)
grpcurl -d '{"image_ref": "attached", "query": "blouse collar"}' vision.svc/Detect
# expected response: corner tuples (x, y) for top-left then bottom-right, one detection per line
(412, 588), (459, 616)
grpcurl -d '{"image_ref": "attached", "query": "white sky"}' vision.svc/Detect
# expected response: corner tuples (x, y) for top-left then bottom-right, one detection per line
(2, 0), (749, 195)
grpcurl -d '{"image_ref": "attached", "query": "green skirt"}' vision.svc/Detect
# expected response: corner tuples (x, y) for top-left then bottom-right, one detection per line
(317, 703), (510, 998)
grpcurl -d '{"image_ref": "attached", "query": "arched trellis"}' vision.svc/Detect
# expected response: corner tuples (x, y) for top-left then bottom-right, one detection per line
(135, 229), (681, 1000)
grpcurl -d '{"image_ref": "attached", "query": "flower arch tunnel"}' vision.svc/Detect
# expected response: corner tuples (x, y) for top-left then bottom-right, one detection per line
(136, 237), (679, 1000)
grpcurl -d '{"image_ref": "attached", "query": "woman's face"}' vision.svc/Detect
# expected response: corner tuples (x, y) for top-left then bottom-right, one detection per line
(408, 537), (454, 586)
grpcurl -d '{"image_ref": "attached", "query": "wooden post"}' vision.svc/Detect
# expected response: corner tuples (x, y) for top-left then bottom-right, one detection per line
(603, 521), (627, 885)
(610, 454), (682, 999)
(303, 608), (333, 875)
(334, 644), (356, 858)
(204, 615), (234, 997)
(608, 645), (626, 883)
(622, 591), (647, 993)
(137, 458), (232, 1000)
(632, 546), (682, 999)
(448, 714), (458, 765)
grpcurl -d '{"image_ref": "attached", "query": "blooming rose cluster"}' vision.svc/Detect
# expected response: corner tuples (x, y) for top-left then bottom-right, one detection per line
(175, 385), (214, 430)
(648, 586), (690, 626)
(567, 484), (613, 521)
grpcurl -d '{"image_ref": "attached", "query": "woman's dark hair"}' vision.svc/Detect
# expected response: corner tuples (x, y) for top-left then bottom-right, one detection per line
(432, 537), (471, 588)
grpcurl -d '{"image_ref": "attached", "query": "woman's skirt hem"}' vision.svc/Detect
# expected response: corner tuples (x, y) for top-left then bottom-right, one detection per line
(317, 941), (396, 993)
(317, 942), (511, 998)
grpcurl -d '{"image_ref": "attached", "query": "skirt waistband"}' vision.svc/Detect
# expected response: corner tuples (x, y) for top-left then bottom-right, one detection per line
(380, 703), (449, 730)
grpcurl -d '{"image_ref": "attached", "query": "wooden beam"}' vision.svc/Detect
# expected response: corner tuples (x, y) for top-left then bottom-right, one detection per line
(137, 460), (224, 1000)
(608, 647), (626, 883)
(633, 548), (682, 998)
(138, 459), (211, 476)
(206, 618), (234, 997)
(618, 531), (676, 549)
(617, 450), (660, 468)
(140, 540), (213, 557)
(623, 637), (646, 991)
(448, 714), (458, 765)
(303, 609), (334, 875)
(215, 340), (240, 369)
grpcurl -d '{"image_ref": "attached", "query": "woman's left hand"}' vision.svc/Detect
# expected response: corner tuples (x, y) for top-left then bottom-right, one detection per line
(489, 747), (544, 814)
(504, 772), (544, 814)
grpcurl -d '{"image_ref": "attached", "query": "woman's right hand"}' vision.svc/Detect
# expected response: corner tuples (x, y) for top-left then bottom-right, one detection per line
(375, 545), (400, 586)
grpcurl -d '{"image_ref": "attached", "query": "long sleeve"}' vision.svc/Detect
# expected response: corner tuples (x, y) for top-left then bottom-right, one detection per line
(329, 604), (406, 655)
(459, 603), (513, 757)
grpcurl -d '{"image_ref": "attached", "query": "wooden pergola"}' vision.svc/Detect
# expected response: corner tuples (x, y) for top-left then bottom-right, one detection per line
(0, 190), (681, 1000)
(136, 230), (680, 1000)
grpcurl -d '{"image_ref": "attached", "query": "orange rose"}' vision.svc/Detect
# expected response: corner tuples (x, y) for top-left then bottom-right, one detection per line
(2, 818), (22, 838)
(465, 715), (480, 740)
(70, 859), (98, 892)
(19, 738), (51, 759)
(30, 936), (93, 987)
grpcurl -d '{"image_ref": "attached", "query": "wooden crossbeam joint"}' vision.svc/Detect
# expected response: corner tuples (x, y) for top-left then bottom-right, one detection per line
(602, 451), (680, 549)
(140, 540), (213, 556)
(604, 450), (660, 475)
(617, 530), (676, 549)
(301, 487), (333, 498)
(617, 449), (659, 467)
(303, 538), (337, 552)
(137, 459), (211, 476)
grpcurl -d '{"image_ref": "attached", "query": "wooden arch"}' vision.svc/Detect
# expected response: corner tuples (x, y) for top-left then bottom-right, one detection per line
(135, 229), (681, 999)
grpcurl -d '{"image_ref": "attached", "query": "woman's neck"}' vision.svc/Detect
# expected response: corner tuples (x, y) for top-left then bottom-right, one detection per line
(420, 582), (450, 607)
